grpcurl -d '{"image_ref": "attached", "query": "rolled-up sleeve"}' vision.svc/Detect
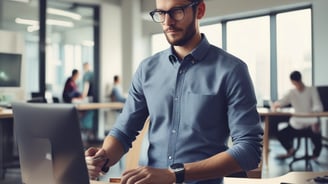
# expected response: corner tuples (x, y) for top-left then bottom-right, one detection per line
(225, 63), (263, 171)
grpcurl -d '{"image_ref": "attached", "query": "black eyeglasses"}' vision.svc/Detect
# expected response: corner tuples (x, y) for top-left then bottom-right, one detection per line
(149, 2), (198, 23)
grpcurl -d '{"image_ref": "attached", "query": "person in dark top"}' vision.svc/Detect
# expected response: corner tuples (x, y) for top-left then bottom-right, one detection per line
(62, 69), (82, 103)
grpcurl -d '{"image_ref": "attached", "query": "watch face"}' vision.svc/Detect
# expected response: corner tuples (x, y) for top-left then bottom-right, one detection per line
(170, 163), (184, 170)
(174, 167), (184, 172)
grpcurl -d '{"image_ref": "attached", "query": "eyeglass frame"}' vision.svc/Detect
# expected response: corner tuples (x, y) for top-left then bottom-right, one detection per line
(149, 1), (199, 23)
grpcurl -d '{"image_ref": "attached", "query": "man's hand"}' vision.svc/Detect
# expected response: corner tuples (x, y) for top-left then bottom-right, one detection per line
(85, 147), (109, 180)
(120, 166), (175, 184)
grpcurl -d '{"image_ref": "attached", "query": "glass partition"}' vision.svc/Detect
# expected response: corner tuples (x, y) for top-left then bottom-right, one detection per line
(0, 0), (39, 100)
(46, 2), (95, 101)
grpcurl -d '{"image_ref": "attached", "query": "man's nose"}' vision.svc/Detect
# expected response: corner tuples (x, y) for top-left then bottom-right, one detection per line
(162, 13), (175, 25)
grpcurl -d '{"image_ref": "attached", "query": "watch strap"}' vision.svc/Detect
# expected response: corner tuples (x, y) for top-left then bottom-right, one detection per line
(170, 163), (185, 183)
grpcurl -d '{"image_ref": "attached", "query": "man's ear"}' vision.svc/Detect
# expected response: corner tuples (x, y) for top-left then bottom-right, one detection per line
(196, 1), (206, 19)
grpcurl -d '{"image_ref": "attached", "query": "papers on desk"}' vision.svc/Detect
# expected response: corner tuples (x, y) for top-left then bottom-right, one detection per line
(257, 107), (295, 113)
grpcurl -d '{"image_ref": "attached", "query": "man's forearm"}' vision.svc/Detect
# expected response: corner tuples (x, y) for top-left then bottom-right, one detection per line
(102, 135), (125, 166)
(184, 151), (242, 182)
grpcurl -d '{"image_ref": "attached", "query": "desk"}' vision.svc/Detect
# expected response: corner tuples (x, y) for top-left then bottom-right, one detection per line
(258, 107), (328, 167)
(0, 103), (124, 179)
(0, 109), (13, 119)
(90, 171), (328, 184)
(75, 102), (124, 111)
(224, 171), (328, 184)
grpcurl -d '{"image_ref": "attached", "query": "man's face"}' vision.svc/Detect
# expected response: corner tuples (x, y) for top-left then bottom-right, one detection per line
(291, 80), (302, 91)
(155, 0), (197, 46)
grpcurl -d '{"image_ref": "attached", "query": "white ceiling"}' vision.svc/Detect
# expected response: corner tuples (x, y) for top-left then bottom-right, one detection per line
(0, 0), (94, 34)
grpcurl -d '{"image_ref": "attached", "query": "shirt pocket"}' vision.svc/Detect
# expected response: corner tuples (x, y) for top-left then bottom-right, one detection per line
(181, 91), (225, 130)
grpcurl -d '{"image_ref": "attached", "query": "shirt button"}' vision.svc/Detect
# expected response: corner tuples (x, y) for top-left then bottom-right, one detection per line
(168, 156), (172, 160)
(172, 129), (176, 134)
(179, 70), (183, 74)
(174, 97), (178, 101)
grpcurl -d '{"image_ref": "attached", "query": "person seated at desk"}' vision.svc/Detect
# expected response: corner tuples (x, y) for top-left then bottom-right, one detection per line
(62, 69), (83, 103)
(109, 75), (126, 103)
(63, 69), (95, 141)
(271, 70), (323, 160)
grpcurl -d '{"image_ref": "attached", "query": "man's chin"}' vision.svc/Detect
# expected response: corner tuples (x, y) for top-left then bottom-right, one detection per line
(166, 37), (182, 46)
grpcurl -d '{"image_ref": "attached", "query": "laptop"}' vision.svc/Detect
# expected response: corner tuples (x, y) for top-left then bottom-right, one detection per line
(12, 102), (90, 184)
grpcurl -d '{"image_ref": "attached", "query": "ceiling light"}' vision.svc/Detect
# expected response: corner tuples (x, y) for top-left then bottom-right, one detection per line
(27, 25), (39, 32)
(16, 17), (74, 28)
(9, 0), (30, 3)
(15, 18), (38, 25)
(47, 8), (82, 20)
(47, 19), (74, 27)
(82, 40), (94, 47)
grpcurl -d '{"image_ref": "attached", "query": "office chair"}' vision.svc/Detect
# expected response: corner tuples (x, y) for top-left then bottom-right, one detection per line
(289, 127), (314, 171)
(27, 97), (47, 103)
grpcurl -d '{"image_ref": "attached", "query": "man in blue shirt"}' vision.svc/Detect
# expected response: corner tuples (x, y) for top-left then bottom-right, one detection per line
(85, 0), (263, 183)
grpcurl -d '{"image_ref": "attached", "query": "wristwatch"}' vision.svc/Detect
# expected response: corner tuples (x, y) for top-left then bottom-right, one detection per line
(169, 163), (185, 183)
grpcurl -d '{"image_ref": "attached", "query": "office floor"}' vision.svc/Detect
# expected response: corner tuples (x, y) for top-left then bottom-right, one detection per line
(1, 139), (328, 183)
(262, 138), (328, 178)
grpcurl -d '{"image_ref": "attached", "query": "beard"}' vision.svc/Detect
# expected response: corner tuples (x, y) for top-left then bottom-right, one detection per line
(164, 18), (197, 46)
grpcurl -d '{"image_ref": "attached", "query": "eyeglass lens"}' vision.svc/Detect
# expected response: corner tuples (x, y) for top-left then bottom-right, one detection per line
(150, 2), (196, 23)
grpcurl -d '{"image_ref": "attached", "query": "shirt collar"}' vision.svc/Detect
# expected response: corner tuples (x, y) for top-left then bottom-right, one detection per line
(167, 33), (211, 65)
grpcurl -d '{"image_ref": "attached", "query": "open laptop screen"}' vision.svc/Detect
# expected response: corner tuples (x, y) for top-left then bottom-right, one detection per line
(12, 102), (90, 184)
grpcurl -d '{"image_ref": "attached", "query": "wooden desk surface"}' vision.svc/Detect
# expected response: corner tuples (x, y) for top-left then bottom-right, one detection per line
(90, 171), (328, 184)
(224, 171), (328, 184)
(0, 102), (124, 117)
(258, 107), (328, 117)
(75, 102), (124, 111)
(0, 108), (13, 119)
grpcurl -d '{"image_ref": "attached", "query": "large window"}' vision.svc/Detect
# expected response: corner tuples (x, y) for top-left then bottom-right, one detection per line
(46, 2), (96, 100)
(276, 9), (312, 98)
(227, 16), (270, 104)
(200, 23), (222, 48)
(151, 33), (169, 55)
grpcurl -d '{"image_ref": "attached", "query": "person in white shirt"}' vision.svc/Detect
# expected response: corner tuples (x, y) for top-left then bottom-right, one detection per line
(271, 70), (323, 160)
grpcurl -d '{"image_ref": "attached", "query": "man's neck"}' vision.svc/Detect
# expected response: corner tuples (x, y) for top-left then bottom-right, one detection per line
(297, 82), (305, 92)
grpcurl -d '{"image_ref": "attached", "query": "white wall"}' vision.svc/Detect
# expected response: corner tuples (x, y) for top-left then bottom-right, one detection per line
(312, 0), (328, 86)
(97, 1), (122, 138)
(99, 1), (122, 102)
(312, 0), (328, 138)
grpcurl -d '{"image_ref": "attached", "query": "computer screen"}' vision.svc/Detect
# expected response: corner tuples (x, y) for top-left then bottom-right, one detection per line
(12, 102), (90, 184)
(0, 53), (22, 87)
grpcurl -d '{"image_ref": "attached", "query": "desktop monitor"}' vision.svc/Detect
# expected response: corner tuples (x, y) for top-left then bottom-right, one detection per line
(12, 102), (90, 184)
(0, 52), (22, 87)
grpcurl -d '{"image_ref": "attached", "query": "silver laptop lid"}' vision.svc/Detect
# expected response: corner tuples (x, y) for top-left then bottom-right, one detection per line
(12, 102), (90, 184)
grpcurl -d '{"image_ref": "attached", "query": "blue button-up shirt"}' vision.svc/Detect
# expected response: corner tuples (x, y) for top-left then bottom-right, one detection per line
(109, 35), (263, 184)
